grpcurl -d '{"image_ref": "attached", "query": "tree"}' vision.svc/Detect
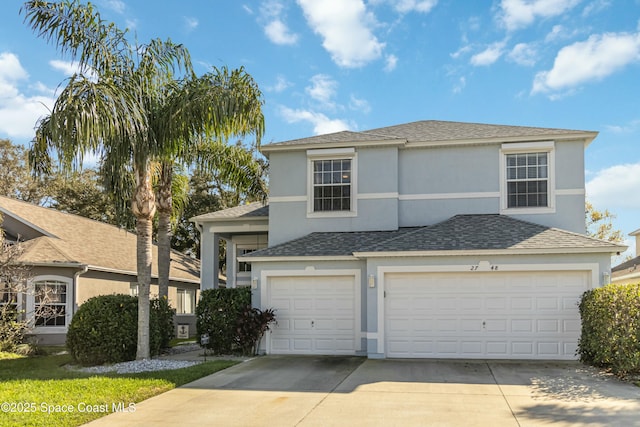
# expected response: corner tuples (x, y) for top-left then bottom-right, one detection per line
(0, 139), (51, 204)
(153, 67), (265, 299)
(23, 0), (191, 359)
(586, 200), (623, 242)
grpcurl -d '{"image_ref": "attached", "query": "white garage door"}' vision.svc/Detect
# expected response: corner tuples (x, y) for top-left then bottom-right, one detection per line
(267, 275), (357, 355)
(385, 271), (588, 359)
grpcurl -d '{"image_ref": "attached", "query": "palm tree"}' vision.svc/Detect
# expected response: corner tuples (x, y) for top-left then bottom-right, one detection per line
(154, 67), (265, 298)
(22, 0), (191, 359)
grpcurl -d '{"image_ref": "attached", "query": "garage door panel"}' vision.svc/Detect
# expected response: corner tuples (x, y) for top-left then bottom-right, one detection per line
(267, 275), (357, 355)
(385, 271), (588, 359)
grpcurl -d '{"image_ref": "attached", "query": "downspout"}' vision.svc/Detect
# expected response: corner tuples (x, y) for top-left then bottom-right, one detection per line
(71, 265), (89, 325)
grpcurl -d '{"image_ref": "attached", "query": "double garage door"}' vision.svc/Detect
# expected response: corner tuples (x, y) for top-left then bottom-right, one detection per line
(385, 271), (588, 359)
(265, 270), (588, 359)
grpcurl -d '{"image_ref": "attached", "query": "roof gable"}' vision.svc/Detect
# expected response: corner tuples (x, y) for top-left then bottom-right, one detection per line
(0, 196), (199, 282)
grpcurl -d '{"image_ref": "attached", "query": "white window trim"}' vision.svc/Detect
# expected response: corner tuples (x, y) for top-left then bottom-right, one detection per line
(500, 141), (556, 214)
(27, 275), (73, 334)
(176, 288), (196, 315)
(307, 148), (358, 218)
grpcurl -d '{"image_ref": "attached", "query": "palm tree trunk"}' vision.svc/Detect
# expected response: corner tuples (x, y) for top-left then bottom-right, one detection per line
(133, 164), (156, 360)
(157, 162), (173, 300)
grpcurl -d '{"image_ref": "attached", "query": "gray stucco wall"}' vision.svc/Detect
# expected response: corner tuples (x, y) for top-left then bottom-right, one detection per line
(267, 139), (588, 245)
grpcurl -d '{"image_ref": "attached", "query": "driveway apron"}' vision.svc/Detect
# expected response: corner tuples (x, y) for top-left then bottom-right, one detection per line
(85, 357), (640, 427)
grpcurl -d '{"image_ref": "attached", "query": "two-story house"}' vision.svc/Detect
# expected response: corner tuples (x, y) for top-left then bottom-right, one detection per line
(193, 120), (625, 360)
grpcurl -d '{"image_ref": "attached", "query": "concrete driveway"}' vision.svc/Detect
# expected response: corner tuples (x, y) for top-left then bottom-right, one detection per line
(87, 356), (640, 427)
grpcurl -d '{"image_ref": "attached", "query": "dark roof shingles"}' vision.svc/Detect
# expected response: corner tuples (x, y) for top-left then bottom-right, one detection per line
(248, 214), (621, 258)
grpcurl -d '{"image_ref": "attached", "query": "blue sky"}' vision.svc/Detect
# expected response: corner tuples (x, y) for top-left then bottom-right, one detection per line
(0, 0), (638, 258)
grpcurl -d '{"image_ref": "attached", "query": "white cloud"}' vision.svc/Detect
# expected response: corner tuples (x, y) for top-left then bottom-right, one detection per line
(266, 75), (292, 93)
(604, 119), (640, 134)
(582, 0), (610, 17)
(378, 0), (438, 13)
(452, 76), (466, 94)
(101, 0), (126, 14)
(0, 53), (53, 139)
(242, 5), (254, 14)
(384, 54), (398, 72)
(264, 19), (298, 45)
(470, 42), (506, 66)
(279, 106), (350, 135)
(49, 60), (80, 76)
(499, 0), (582, 31)
(586, 162), (640, 210)
(184, 17), (199, 31)
(297, 0), (385, 68)
(450, 44), (472, 59)
(349, 95), (371, 113)
(260, 0), (299, 45)
(306, 74), (338, 107)
(508, 42), (537, 66)
(532, 31), (640, 95)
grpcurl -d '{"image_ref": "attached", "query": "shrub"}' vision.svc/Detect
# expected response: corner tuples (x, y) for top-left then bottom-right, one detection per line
(66, 294), (176, 365)
(578, 283), (640, 376)
(0, 309), (27, 353)
(196, 288), (276, 355)
(150, 296), (176, 351)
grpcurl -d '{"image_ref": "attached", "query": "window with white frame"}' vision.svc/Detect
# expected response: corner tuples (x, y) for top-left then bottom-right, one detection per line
(34, 279), (68, 327)
(176, 288), (195, 315)
(307, 148), (356, 215)
(501, 142), (554, 212)
(506, 152), (548, 208)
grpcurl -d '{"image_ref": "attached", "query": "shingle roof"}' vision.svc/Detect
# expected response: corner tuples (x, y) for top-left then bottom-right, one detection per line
(612, 255), (640, 278)
(246, 214), (623, 258)
(246, 228), (419, 257)
(262, 120), (596, 150)
(0, 196), (199, 282)
(190, 202), (268, 222)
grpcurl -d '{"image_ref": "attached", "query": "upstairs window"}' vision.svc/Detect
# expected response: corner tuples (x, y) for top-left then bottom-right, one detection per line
(307, 148), (357, 216)
(506, 152), (548, 208)
(313, 159), (352, 212)
(500, 141), (555, 214)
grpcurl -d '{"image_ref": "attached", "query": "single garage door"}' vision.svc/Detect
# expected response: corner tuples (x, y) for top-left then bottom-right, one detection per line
(385, 271), (588, 359)
(267, 275), (357, 355)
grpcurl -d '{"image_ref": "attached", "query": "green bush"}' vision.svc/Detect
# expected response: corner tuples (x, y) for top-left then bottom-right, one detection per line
(66, 294), (176, 365)
(196, 288), (276, 355)
(578, 283), (640, 376)
(0, 309), (27, 353)
(150, 297), (176, 351)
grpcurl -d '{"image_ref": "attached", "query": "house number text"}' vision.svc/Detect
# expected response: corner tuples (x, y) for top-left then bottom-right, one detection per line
(470, 265), (499, 271)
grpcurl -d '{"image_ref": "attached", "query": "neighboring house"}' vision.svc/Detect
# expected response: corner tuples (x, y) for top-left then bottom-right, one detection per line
(611, 228), (640, 285)
(196, 120), (625, 360)
(0, 196), (200, 345)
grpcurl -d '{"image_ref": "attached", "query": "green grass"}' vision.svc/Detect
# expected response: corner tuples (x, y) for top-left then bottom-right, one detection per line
(0, 352), (237, 427)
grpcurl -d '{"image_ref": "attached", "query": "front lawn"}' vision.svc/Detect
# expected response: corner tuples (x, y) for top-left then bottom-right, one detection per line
(0, 350), (237, 427)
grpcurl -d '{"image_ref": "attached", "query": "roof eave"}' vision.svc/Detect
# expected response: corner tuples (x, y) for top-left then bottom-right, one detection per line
(405, 131), (599, 149)
(240, 255), (357, 262)
(87, 265), (200, 284)
(353, 246), (624, 258)
(260, 138), (407, 154)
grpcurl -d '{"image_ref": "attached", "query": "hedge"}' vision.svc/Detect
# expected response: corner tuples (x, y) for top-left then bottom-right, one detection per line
(578, 283), (640, 376)
(196, 288), (275, 355)
(66, 294), (175, 365)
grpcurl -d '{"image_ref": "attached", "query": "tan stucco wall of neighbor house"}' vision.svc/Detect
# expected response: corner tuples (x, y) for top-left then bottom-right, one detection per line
(78, 272), (199, 338)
